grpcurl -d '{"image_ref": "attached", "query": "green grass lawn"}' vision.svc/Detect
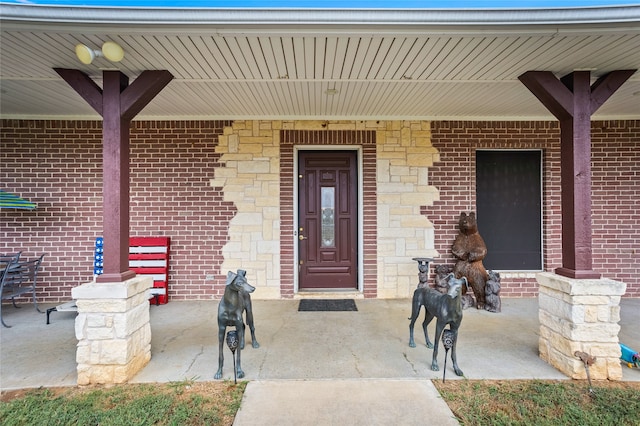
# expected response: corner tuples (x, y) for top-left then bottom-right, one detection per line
(434, 379), (640, 426)
(1, 379), (639, 425)
(0, 380), (245, 426)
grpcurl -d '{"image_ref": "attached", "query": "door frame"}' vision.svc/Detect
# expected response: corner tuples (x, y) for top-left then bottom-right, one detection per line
(293, 145), (364, 293)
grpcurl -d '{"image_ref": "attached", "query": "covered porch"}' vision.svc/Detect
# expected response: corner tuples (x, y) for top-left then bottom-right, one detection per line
(1, 297), (638, 390)
(1, 3), (639, 389)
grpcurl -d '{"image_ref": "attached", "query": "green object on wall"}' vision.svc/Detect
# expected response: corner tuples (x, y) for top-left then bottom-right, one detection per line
(0, 190), (36, 210)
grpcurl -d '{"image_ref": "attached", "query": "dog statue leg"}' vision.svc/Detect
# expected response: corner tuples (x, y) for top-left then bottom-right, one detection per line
(450, 327), (464, 376)
(240, 323), (246, 350)
(214, 326), (225, 379)
(235, 322), (246, 379)
(408, 291), (420, 348)
(431, 320), (445, 371)
(244, 298), (260, 349)
(422, 312), (435, 349)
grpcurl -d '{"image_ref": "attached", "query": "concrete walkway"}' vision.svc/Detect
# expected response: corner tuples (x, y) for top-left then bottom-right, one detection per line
(1, 298), (639, 425)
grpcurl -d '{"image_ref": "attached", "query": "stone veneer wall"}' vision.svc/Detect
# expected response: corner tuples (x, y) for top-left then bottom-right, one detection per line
(376, 121), (439, 298)
(210, 121), (282, 298)
(537, 272), (626, 380)
(73, 275), (154, 385)
(211, 120), (439, 299)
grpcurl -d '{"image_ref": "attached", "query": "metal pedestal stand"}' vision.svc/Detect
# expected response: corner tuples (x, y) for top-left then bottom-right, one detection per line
(412, 257), (434, 288)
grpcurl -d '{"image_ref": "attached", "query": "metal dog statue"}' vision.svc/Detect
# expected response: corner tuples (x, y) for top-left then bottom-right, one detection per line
(214, 269), (259, 380)
(409, 273), (466, 376)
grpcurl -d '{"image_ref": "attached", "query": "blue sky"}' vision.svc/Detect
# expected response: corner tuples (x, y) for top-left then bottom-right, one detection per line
(4, 0), (640, 8)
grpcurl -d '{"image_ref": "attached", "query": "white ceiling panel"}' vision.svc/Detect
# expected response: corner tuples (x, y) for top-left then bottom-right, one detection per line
(1, 5), (639, 120)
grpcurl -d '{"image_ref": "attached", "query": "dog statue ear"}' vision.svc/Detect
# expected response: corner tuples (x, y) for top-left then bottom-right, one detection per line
(237, 269), (247, 277)
(226, 271), (237, 285)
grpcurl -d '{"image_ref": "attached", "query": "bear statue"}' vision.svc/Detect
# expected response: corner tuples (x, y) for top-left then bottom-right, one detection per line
(484, 270), (502, 313)
(417, 261), (430, 289)
(433, 264), (453, 294)
(461, 293), (476, 310)
(434, 263), (476, 309)
(451, 212), (489, 309)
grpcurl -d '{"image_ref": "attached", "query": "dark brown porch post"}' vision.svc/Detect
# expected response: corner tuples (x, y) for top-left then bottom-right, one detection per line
(54, 68), (173, 282)
(101, 71), (135, 282)
(518, 69), (635, 279)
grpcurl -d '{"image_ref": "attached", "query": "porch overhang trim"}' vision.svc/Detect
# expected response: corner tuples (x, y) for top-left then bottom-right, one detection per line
(1, 4), (640, 29)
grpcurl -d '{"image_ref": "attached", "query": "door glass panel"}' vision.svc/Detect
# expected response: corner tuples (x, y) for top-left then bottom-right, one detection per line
(321, 187), (335, 247)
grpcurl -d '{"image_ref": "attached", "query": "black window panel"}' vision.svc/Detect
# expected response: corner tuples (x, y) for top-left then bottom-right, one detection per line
(476, 150), (542, 270)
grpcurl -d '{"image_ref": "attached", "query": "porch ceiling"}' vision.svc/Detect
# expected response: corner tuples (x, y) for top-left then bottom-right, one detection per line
(1, 5), (639, 120)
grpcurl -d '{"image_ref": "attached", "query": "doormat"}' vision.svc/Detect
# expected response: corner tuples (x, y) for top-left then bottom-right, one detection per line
(298, 299), (358, 312)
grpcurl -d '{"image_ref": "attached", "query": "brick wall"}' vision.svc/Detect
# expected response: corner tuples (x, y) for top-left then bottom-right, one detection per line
(1, 120), (103, 302)
(427, 120), (639, 297)
(1, 120), (232, 302)
(2, 119), (638, 303)
(591, 120), (640, 296)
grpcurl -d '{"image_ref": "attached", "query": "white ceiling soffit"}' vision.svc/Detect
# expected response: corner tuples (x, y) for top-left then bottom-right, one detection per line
(1, 4), (639, 120)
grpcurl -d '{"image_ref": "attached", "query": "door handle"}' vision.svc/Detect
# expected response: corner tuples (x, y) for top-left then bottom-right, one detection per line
(299, 235), (307, 240)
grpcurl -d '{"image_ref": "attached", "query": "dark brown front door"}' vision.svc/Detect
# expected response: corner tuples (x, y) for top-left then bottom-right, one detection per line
(298, 151), (358, 289)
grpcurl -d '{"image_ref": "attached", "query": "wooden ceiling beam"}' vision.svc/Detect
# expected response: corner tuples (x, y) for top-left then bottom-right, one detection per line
(54, 68), (103, 116)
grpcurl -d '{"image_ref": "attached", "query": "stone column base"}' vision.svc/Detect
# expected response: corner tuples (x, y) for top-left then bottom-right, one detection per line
(72, 275), (153, 385)
(537, 272), (626, 380)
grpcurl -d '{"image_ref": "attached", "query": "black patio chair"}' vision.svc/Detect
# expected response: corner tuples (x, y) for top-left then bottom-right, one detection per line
(0, 251), (22, 264)
(1, 253), (45, 327)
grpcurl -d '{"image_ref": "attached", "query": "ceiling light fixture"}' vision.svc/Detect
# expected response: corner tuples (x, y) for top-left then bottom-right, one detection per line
(75, 41), (125, 65)
(325, 88), (339, 95)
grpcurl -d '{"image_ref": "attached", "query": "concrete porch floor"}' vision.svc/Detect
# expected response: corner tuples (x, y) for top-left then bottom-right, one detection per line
(1, 298), (638, 425)
(2, 297), (638, 388)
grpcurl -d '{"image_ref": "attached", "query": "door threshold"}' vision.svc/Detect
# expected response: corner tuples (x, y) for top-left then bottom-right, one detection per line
(294, 290), (363, 299)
